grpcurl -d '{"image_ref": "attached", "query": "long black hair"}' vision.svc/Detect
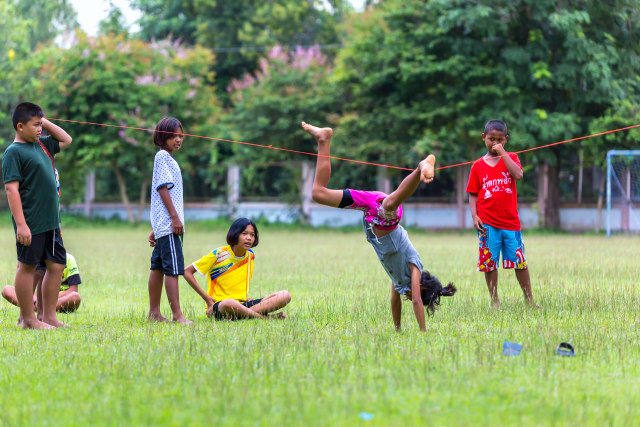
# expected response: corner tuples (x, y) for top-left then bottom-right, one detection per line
(420, 270), (457, 316)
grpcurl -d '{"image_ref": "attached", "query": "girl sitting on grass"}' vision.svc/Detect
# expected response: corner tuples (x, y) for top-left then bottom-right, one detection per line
(183, 218), (291, 320)
(301, 121), (456, 332)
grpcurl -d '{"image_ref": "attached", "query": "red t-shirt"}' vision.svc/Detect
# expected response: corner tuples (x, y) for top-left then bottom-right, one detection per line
(466, 153), (522, 231)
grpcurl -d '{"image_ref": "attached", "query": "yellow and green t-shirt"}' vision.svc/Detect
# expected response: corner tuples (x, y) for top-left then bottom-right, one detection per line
(192, 245), (254, 301)
(60, 253), (81, 292)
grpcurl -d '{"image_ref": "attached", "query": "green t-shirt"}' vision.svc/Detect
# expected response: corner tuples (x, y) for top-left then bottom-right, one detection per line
(2, 136), (60, 234)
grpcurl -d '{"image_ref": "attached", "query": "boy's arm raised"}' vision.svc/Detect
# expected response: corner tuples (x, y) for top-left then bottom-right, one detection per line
(5, 181), (31, 246)
(42, 118), (72, 150)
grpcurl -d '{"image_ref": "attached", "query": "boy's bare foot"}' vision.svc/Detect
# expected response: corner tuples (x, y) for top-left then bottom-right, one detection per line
(490, 301), (501, 310)
(43, 318), (71, 328)
(526, 300), (541, 309)
(174, 317), (194, 325)
(148, 313), (170, 323)
(419, 154), (436, 183)
(301, 121), (333, 143)
(22, 317), (56, 330)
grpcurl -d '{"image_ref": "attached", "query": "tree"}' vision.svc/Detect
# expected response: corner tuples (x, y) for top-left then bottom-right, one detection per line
(223, 45), (338, 220)
(0, 0), (77, 141)
(35, 32), (221, 222)
(132, 0), (348, 103)
(333, 0), (640, 228)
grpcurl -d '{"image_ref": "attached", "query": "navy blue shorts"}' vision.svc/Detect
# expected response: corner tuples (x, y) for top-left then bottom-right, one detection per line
(211, 298), (263, 319)
(150, 234), (184, 275)
(16, 228), (66, 267)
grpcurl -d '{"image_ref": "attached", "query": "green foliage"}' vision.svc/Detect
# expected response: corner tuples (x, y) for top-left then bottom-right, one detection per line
(224, 45), (339, 198)
(132, 0), (347, 102)
(0, 0), (77, 141)
(33, 33), (221, 212)
(98, 2), (130, 37)
(334, 0), (640, 168)
(3, 0), (640, 208)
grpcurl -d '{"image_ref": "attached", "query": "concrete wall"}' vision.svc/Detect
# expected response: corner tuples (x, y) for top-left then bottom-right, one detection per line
(65, 202), (639, 232)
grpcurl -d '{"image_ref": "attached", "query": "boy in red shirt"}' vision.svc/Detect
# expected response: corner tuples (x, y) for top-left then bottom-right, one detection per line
(466, 120), (536, 308)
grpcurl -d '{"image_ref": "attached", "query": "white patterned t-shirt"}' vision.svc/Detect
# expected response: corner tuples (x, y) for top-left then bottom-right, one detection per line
(150, 150), (184, 239)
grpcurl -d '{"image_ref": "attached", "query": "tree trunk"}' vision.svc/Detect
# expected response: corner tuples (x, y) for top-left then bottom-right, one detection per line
(576, 147), (583, 204)
(455, 166), (469, 228)
(227, 164), (240, 218)
(537, 161), (548, 228)
(111, 162), (135, 223)
(542, 152), (561, 229)
(136, 177), (149, 222)
(300, 161), (313, 225)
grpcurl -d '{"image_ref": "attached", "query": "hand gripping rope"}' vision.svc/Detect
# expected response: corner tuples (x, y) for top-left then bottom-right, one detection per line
(47, 118), (640, 171)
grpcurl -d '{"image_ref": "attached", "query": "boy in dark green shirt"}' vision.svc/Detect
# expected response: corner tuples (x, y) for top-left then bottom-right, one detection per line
(2, 102), (72, 329)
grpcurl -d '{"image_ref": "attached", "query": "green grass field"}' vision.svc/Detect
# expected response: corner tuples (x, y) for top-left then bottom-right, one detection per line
(0, 224), (639, 426)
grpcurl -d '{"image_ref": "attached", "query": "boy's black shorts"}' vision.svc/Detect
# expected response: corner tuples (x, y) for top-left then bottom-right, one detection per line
(16, 228), (66, 266)
(211, 298), (263, 319)
(150, 233), (184, 275)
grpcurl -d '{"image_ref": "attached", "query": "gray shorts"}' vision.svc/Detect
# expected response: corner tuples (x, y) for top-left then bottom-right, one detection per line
(362, 219), (423, 295)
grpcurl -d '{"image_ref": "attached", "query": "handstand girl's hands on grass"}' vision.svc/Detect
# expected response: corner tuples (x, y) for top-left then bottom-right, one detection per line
(302, 121), (455, 332)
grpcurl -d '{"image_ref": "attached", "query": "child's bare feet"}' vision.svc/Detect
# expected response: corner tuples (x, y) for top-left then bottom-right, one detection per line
(174, 316), (194, 325)
(148, 313), (171, 323)
(301, 121), (333, 144)
(526, 300), (541, 309)
(43, 318), (71, 328)
(419, 154), (436, 183)
(490, 301), (501, 310)
(22, 317), (56, 330)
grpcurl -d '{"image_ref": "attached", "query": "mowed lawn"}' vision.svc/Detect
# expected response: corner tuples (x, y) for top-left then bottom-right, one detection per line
(0, 224), (639, 426)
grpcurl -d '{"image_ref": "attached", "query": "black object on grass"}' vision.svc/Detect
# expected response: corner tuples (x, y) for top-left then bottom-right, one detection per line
(556, 342), (576, 357)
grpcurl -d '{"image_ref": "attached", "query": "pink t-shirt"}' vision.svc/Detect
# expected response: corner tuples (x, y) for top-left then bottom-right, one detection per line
(466, 153), (522, 231)
(344, 189), (402, 230)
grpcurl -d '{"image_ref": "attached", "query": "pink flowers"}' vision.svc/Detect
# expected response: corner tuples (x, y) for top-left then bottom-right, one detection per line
(227, 45), (329, 94)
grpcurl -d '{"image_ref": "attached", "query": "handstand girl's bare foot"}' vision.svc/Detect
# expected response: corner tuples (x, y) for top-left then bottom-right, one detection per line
(419, 154), (436, 183)
(148, 314), (171, 323)
(301, 122), (333, 144)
